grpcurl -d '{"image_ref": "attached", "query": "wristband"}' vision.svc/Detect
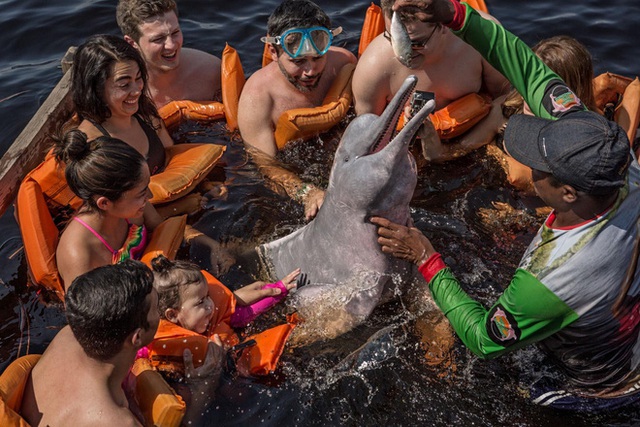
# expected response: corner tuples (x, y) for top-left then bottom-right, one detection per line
(418, 252), (446, 283)
(263, 280), (289, 297)
(446, 0), (466, 31)
(294, 183), (315, 202)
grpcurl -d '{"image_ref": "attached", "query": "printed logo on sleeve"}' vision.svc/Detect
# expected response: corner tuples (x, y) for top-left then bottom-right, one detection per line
(487, 304), (521, 346)
(549, 85), (582, 114)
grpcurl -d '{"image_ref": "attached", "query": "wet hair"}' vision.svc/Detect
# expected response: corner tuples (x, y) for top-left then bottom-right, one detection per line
(116, 0), (178, 42)
(150, 254), (206, 318)
(267, 0), (331, 43)
(65, 260), (154, 361)
(502, 36), (596, 117)
(72, 34), (159, 126)
(53, 129), (146, 212)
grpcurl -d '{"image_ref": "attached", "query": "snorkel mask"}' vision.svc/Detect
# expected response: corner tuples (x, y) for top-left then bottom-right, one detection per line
(261, 26), (342, 58)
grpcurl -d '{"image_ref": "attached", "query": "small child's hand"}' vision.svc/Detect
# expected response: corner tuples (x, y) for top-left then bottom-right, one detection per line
(281, 268), (301, 291)
(234, 281), (274, 305)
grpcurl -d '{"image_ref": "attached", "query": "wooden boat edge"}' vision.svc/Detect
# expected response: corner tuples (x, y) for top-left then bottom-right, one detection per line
(0, 69), (73, 217)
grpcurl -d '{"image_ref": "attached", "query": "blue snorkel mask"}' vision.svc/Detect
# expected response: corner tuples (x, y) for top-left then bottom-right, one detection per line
(261, 26), (342, 58)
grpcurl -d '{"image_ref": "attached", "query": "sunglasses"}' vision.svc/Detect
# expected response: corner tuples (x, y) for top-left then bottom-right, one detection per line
(383, 23), (440, 50)
(261, 26), (343, 58)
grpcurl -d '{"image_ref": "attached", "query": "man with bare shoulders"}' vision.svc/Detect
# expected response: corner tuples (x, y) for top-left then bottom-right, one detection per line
(238, 0), (356, 220)
(116, 0), (221, 108)
(21, 261), (223, 426)
(352, 0), (509, 162)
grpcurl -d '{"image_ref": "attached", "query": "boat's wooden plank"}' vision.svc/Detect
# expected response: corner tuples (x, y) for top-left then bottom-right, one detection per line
(0, 69), (73, 217)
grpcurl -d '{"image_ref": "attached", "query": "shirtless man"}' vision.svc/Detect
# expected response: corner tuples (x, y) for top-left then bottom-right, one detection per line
(21, 261), (223, 426)
(116, 0), (221, 108)
(238, 0), (356, 220)
(352, 0), (509, 162)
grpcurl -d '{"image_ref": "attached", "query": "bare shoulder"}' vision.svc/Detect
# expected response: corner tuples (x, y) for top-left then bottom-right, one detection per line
(241, 66), (277, 100)
(181, 47), (221, 69)
(353, 35), (395, 91)
(57, 223), (92, 265)
(327, 46), (357, 68)
(78, 119), (103, 140)
(355, 35), (396, 77)
(92, 406), (142, 427)
(179, 47), (222, 98)
(56, 220), (106, 284)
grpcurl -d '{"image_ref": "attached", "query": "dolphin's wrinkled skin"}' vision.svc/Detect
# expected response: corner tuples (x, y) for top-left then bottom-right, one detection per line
(258, 76), (435, 338)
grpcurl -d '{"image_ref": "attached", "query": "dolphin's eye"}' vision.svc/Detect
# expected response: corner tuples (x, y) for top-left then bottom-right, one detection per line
(344, 156), (349, 162)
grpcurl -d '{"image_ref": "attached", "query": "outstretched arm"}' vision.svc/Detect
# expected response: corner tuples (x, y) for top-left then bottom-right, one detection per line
(231, 268), (300, 327)
(246, 145), (325, 220)
(371, 216), (578, 359)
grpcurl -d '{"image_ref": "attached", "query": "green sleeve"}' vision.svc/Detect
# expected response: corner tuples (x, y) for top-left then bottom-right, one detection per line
(453, 4), (581, 119)
(428, 267), (579, 359)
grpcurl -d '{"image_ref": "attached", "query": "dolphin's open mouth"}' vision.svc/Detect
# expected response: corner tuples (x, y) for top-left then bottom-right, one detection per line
(369, 78), (417, 155)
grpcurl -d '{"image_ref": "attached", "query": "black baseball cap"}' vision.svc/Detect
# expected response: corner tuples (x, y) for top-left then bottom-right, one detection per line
(504, 111), (631, 195)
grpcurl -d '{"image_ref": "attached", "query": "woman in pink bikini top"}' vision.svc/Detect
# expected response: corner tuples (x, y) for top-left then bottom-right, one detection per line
(54, 130), (164, 288)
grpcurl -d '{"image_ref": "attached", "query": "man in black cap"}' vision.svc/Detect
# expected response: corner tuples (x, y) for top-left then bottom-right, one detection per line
(371, 0), (640, 411)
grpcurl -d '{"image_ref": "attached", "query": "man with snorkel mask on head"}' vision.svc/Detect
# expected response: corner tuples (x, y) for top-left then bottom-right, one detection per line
(238, 0), (356, 221)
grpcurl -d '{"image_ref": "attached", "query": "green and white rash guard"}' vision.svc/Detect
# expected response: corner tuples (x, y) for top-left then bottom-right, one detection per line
(421, 3), (640, 396)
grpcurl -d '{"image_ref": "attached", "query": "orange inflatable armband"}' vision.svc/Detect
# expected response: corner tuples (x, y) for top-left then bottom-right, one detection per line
(16, 150), (81, 297)
(358, 3), (385, 57)
(593, 72), (633, 113)
(431, 93), (491, 139)
(140, 214), (187, 267)
(221, 44), (246, 131)
(159, 100), (225, 130)
(274, 62), (355, 150)
(615, 77), (640, 145)
(148, 143), (225, 204)
(128, 358), (186, 427)
(159, 44), (245, 130)
(236, 323), (295, 376)
(0, 354), (40, 427)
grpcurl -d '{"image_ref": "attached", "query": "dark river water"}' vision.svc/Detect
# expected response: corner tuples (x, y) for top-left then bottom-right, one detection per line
(1, 1), (639, 426)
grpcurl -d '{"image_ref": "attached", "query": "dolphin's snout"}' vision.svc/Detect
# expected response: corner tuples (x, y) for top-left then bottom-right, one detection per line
(369, 76), (418, 155)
